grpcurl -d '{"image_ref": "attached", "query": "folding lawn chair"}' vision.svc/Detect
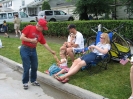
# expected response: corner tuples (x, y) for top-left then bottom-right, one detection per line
(74, 38), (88, 58)
(81, 29), (112, 74)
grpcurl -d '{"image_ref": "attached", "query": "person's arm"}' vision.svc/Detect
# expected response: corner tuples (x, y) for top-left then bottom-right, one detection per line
(53, 54), (60, 63)
(90, 45), (109, 54)
(43, 43), (55, 55)
(20, 33), (37, 43)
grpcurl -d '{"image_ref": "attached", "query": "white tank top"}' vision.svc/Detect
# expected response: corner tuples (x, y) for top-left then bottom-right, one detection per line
(60, 58), (67, 66)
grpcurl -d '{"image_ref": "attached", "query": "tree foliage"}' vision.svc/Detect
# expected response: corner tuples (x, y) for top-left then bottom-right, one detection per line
(42, 1), (51, 10)
(74, 0), (114, 20)
(67, 0), (133, 20)
(123, 0), (133, 18)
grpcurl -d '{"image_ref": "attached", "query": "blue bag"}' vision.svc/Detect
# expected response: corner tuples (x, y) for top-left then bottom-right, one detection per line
(48, 63), (61, 76)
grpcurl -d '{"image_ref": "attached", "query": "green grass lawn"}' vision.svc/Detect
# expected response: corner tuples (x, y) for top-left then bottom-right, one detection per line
(0, 36), (131, 99)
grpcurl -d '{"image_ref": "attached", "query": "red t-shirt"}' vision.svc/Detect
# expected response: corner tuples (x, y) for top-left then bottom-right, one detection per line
(22, 25), (46, 48)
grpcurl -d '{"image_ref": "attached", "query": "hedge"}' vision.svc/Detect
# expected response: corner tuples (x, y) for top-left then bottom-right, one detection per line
(7, 20), (133, 40)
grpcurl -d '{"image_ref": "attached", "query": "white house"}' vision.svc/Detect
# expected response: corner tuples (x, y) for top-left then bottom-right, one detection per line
(0, 0), (48, 16)
(0, 0), (33, 12)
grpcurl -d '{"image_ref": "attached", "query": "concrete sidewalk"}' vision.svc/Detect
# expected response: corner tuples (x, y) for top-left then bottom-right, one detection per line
(0, 55), (108, 99)
(0, 61), (54, 99)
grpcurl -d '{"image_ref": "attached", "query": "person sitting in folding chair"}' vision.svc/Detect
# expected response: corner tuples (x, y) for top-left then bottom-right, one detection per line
(54, 33), (111, 83)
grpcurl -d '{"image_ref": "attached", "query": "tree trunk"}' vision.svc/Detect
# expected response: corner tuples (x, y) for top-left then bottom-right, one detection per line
(79, 13), (88, 20)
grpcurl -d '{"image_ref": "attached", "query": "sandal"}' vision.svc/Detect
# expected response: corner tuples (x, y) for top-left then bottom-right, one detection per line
(54, 75), (64, 81)
(61, 78), (69, 84)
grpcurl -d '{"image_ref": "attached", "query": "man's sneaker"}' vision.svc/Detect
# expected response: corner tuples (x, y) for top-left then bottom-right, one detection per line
(15, 35), (18, 37)
(23, 83), (28, 90)
(31, 81), (40, 86)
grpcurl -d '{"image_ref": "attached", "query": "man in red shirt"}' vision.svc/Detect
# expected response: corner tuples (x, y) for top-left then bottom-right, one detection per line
(20, 19), (55, 90)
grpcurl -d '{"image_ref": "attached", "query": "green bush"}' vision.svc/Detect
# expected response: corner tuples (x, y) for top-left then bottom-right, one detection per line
(7, 20), (133, 40)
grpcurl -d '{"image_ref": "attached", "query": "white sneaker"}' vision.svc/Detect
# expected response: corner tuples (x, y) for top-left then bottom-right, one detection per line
(31, 81), (40, 86)
(15, 35), (18, 37)
(23, 83), (28, 90)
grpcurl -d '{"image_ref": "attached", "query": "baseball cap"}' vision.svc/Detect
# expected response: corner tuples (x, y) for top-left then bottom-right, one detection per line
(38, 19), (48, 30)
(67, 24), (76, 29)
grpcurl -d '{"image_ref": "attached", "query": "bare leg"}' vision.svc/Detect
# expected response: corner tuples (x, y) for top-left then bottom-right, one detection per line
(55, 69), (66, 76)
(15, 29), (18, 37)
(60, 59), (86, 80)
(67, 48), (75, 62)
(129, 65), (133, 99)
(18, 30), (21, 35)
(69, 58), (81, 70)
(4, 33), (9, 37)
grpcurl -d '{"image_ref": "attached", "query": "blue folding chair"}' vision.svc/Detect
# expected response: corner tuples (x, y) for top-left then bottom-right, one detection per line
(74, 38), (88, 57)
(81, 31), (113, 73)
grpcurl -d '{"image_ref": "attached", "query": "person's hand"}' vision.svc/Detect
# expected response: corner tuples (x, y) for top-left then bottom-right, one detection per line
(31, 38), (37, 43)
(57, 62), (60, 66)
(89, 45), (95, 51)
(67, 42), (72, 47)
(89, 45), (96, 49)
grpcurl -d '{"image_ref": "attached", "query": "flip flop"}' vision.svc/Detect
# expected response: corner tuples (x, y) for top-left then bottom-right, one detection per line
(54, 75), (64, 81)
(129, 96), (133, 99)
(61, 78), (69, 84)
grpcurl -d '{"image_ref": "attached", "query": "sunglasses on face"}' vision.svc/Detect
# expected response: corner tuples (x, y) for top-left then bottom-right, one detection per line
(100, 37), (105, 39)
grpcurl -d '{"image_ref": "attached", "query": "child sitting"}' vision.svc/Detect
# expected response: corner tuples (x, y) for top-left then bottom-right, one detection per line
(53, 51), (69, 78)
(60, 33), (76, 51)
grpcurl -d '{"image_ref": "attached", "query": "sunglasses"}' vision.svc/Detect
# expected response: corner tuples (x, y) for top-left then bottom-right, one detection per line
(100, 37), (105, 39)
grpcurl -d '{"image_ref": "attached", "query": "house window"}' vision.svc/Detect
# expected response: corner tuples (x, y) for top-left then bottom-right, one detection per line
(22, 0), (25, 6)
(8, 13), (13, 19)
(3, 3), (7, 7)
(8, 1), (12, 7)
(0, 13), (7, 19)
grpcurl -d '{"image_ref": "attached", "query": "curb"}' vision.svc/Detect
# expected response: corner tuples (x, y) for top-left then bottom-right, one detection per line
(0, 55), (108, 99)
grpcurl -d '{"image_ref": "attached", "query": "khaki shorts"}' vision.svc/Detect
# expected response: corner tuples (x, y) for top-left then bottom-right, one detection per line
(14, 24), (20, 30)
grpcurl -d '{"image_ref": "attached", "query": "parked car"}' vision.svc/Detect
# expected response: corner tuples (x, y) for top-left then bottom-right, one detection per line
(0, 11), (36, 32)
(37, 10), (74, 22)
